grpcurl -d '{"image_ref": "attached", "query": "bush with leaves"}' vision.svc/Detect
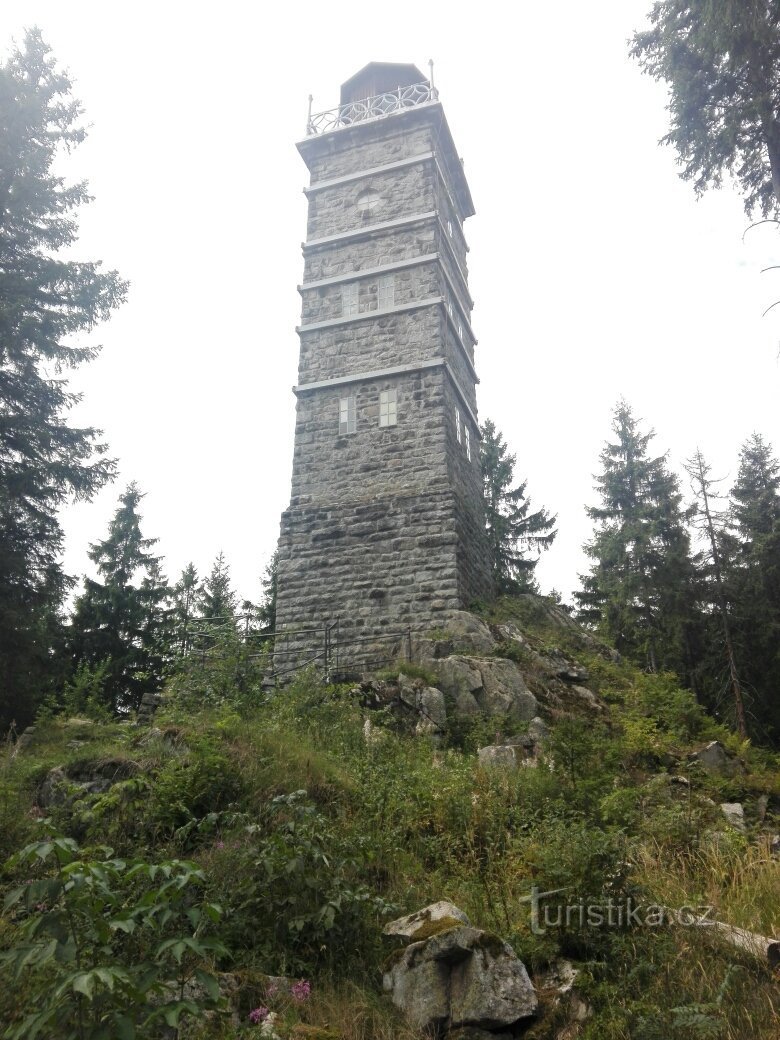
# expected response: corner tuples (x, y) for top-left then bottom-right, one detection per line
(207, 791), (396, 976)
(0, 827), (226, 1039)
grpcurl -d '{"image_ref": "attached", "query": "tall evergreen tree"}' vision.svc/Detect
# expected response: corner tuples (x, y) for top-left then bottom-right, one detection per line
(479, 420), (557, 593)
(685, 450), (748, 738)
(576, 401), (696, 674)
(0, 30), (127, 729)
(198, 552), (238, 622)
(69, 484), (166, 712)
(171, 563), (200, 654)
(258, 550), (278, 632)
(728, 434), (780, 738)
(631, 0), (780, 215)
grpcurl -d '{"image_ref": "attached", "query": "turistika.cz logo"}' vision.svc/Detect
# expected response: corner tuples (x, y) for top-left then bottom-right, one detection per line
(521, 887), (715, 936)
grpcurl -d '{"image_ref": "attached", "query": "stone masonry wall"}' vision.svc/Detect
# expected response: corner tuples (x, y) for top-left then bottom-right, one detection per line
(277, 100), (491, 642)
(303, 122), (433, 184)
(289, 368), (450, 505)
(443, 379), (494, 606)
(307, 162), (434, 241)
(301, 260), (439, 325)
(276, 487), (462, 637)
(303, 223), (436, 283)
(297, 306), (440, 385)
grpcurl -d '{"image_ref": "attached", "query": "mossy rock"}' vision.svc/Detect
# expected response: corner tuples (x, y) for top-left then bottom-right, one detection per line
(381, 946), (408, 972)
(409, 914), (466, 943)
(472, 930), (508, 957)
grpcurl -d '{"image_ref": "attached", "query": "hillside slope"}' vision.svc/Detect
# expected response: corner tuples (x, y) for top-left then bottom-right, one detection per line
(1, 595), (779, 1039)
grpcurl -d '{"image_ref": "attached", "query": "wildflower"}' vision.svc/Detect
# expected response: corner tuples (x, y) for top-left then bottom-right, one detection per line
(291, 979), (311, 1002)
(249, 1006), (269, 1024)
(215, 840), (225, 850)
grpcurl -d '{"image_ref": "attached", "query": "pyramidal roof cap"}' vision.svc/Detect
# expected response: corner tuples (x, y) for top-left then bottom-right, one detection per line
(340, 62), (427, 105)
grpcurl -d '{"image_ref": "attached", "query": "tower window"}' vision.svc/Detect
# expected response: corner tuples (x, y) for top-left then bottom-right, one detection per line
(455, 408), (462, 444)
(379, 389), (397, 427)
(341, 282), (358, 316)
(357, 188), (382, 217)
(339, 395), (356, 434)
(447, 219), (453, 238)
(458, 319), (464, 338)
(378, 274), (395, 309)
(465, 425), (471, 460)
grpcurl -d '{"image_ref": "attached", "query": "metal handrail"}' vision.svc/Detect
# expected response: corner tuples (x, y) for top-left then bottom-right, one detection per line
(306, 82), (438, 136)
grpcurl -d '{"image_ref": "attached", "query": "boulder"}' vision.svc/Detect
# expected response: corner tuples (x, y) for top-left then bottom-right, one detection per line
(383, 922), (537, 1032)
(449, 938), (537, 1030)
(383, 952), (450, 1031)
(691, 740), (743, 777)
(383, 901), (470, 940)
(475, 659), (538, 720)
(446, 612), (496, 655)
(494, 621), (527, 647)
(416, 687), (447, 732)
(528, 716), (550, 745)
(38, 766), (70, 808)
(435, 657), (484, 700)
(454, 690), (481, 716)
(477, 746), (517, 770)
(570, 686), (603, 710)
(720, 802), (746, 832)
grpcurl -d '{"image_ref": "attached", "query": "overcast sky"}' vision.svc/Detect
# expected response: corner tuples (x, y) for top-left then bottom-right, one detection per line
(5, 1), (780, 605)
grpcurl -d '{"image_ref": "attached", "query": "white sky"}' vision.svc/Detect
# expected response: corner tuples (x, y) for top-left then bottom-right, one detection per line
(5, 1), (780, 605)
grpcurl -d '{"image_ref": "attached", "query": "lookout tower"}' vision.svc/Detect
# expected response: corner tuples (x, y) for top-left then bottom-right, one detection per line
(275, 62), (492, 640)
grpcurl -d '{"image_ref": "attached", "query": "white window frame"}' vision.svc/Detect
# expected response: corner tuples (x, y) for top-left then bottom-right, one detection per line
(378, 273), (395, 310)
(447, 219), (453, 238)
(379, 388), (397, 427)
(465, 425), (471, 460)
(455, 407), (462, 444)
(339, 395), (356, 435)
(341, 282), (359, 316)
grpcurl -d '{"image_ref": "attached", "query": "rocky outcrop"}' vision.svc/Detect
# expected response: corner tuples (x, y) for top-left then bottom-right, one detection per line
(37, 758), (139, 808)
(690, 741), (744, 777)
(382, 903), (537, 1034)
(384, 901), (471, 940)
(431, 656), (538, 721)
(720, 802), (746, 832)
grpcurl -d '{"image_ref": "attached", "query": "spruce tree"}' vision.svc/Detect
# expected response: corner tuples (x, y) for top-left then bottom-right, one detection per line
(258, 551), (278, 632)
(728, 435), (780, 738)
(198, 552), (238, 623)
(685, 450), (748, 738)
(171, 563), (200, 654)
(0, 30), (127, 729)
(69, 484), (166, 712)
(576, 402), (696, 674)
(479, 420), (557, 593)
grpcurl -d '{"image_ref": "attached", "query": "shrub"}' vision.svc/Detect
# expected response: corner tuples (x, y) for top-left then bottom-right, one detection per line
(0, 826), (226, 1039)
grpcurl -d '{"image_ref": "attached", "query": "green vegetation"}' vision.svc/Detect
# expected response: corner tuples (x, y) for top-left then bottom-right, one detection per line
(479, 419), (557, 593)
(2, 602), (779, 1038)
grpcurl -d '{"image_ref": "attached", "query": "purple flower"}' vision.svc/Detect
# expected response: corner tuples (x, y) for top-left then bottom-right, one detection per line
(291, 979), (311, 1003)
(249, 1006), (269, 1025)
(215, 840), (225, 850)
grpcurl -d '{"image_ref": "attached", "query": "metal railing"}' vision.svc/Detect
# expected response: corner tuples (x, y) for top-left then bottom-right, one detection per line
(306, 82), (438, 136)
(179, 614), (412, 684)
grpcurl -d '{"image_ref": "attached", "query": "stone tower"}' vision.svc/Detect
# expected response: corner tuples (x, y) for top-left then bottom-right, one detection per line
(275, 62), (491, 644)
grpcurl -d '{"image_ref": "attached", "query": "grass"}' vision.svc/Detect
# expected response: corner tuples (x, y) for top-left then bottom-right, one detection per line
(2, 600), (780, 1038)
